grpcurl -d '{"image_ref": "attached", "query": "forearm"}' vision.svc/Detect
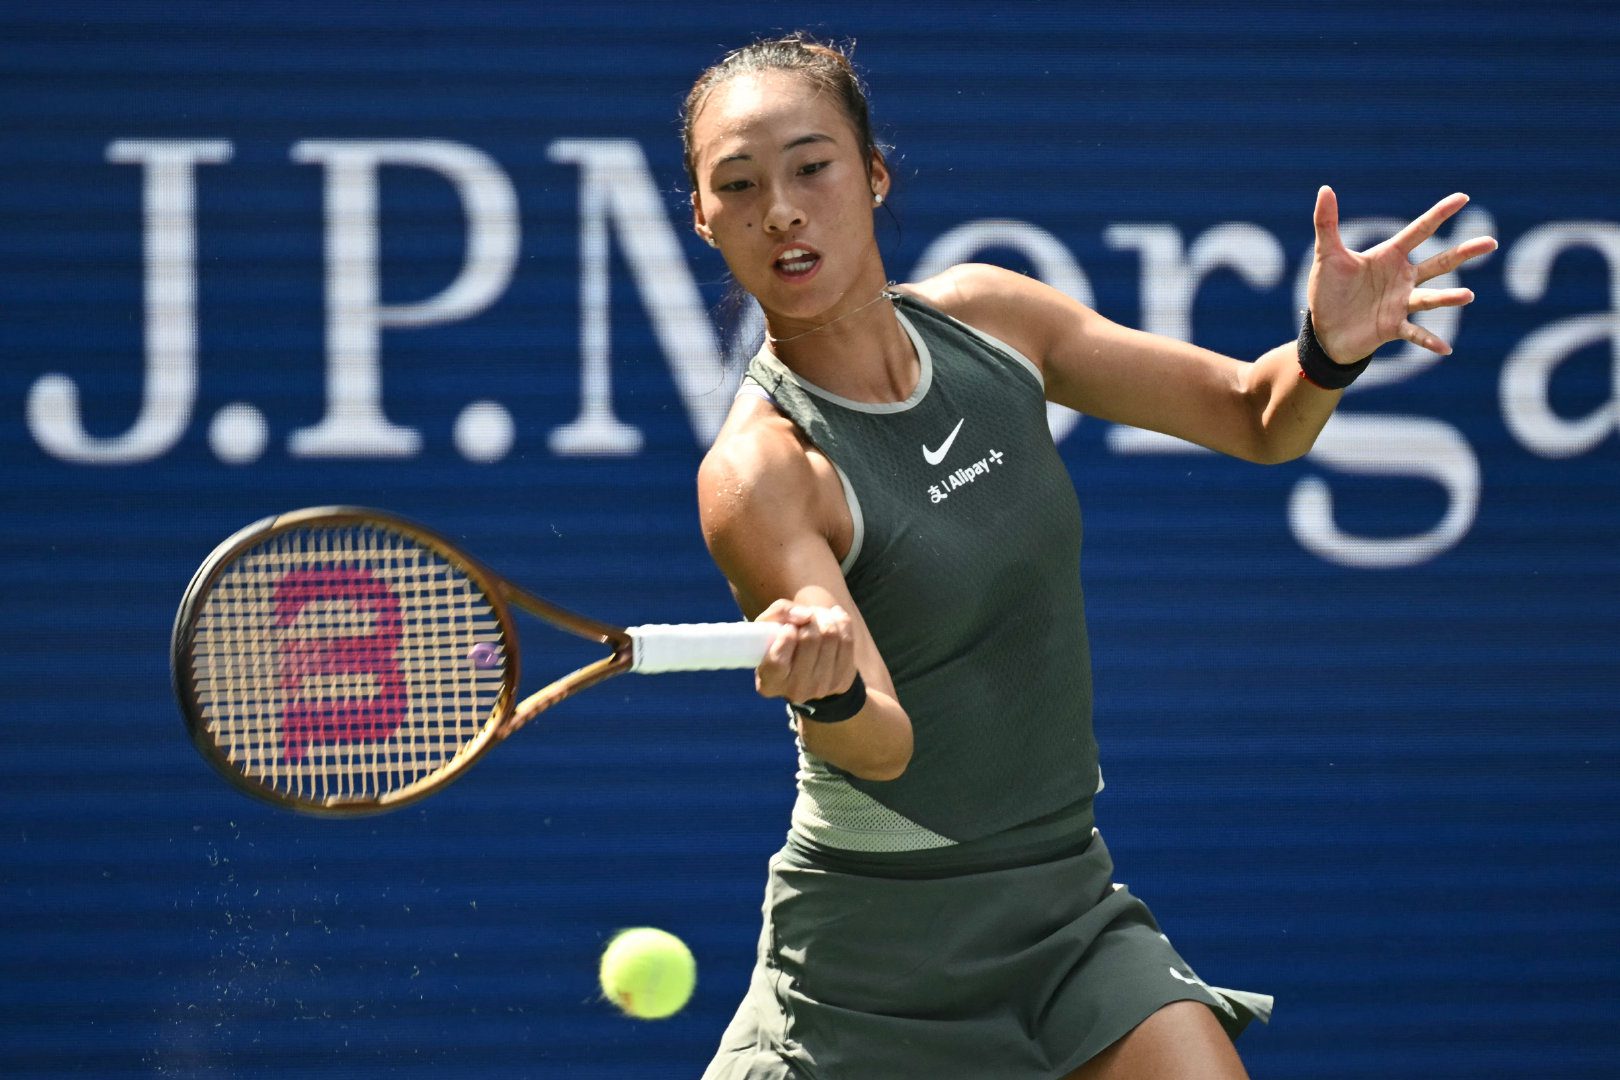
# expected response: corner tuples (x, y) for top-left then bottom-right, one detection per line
(1247, 340), (1344, 463)
(797, 685), (912, 782)
(735, 570), (914, 782)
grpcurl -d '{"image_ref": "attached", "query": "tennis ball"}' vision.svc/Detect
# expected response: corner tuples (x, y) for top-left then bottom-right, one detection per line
(598, 927), (696, 1020)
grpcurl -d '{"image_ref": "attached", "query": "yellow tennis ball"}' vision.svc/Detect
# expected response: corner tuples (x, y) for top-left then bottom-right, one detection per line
(598, 927), (696, 1020)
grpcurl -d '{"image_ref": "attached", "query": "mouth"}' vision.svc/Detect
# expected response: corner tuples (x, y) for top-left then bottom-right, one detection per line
(772, 245), (822, 283)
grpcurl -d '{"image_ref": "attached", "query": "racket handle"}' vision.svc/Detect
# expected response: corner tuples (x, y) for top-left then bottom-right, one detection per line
(627, 622), (779, 674)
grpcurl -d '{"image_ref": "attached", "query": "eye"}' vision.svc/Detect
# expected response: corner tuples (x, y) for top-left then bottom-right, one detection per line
(716, 179), (753, 193)
(798, 160), (831, 177)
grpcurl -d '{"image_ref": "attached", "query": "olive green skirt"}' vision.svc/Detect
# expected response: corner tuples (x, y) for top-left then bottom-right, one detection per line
(701, 828), (1271, 1079)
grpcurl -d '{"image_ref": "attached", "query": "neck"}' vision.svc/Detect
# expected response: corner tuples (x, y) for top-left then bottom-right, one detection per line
(765, 286), (917, 404)
(765, 285), (893, 347)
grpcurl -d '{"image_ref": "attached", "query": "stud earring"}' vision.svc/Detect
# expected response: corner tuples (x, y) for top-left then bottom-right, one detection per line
(703, 234), (718, 248)
(873, 192), (884, 206)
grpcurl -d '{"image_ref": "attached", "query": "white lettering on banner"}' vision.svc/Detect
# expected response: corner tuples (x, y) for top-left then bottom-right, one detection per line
(21, 136), (1617, 569)
(1102, 222), (1285, 455)
(26, 140), (232, 464)
(1500, 222), (1620, 458)
(911, 219), (1093, 444)
(1288, 414), (1480, 569)
(288, 140), (520, 458)
(546, 139), (735, 455)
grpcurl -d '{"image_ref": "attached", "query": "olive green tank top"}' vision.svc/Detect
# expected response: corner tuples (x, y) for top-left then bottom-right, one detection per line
(741, 292), (1101, 851)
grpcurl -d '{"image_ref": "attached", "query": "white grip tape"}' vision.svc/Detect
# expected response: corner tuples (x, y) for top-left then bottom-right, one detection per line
(627, 622), (779, 674)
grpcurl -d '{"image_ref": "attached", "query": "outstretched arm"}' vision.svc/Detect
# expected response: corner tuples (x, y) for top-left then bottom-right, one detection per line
(917, 189), (1497, 463)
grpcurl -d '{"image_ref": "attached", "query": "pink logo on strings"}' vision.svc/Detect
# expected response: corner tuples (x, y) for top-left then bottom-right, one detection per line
(272, 566), (406, 762)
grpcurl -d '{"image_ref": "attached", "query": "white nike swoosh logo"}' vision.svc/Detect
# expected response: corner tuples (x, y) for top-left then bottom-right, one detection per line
(922, 418), (965, 466)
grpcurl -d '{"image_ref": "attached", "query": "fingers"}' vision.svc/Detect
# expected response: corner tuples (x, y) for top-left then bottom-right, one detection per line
(1401, 286), (1473, 354)
(753, 600), (802, 688)
(1390, 192), (1470, 256)
(753, 603), (856, 702)
(1397, 317), (1454, 356)
(1312, 185), (1344, 258)
(800, 608), (854, 698)
(1413, 235), (1499, 284)
(1312, 188), (1492, 361)
(754, 598), (809, 628)
(1407, 286), (1475, 313)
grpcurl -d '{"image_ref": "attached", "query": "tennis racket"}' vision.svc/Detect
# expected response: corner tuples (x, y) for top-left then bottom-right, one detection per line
(171, 506), (776, 816)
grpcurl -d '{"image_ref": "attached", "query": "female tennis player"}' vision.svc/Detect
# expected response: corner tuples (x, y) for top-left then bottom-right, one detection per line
(684, 34), (1494, 1080)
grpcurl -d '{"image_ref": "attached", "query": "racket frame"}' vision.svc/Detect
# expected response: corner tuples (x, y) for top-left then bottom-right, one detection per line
(172, 506), (634, 816)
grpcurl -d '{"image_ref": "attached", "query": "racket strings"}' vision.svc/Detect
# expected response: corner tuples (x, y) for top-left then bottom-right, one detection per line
(187, 523), (505, 804)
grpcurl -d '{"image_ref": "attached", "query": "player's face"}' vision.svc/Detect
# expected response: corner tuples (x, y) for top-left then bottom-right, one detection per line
(690, 70), (888, 324)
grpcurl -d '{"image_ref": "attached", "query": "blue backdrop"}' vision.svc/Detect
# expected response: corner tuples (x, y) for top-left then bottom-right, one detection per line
(3, 2), (1617, 1077)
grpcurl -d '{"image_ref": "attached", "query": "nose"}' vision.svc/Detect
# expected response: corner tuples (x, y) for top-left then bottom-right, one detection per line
(762, 185), (805, 235)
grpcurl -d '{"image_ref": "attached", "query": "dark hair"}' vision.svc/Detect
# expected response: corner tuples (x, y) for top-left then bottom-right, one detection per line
(681, 33), (881, 191)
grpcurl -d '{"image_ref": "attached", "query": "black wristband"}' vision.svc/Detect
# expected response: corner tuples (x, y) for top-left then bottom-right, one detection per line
(1297, 311), (1373, 390)
(790, 671), (867, 724)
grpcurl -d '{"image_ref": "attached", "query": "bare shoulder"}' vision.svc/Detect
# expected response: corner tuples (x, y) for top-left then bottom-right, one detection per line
(900, 262), (1100, 373)
(901, 261), (1029, 315)
(698, 393), (817, 534)
(697, 391), (850, 614)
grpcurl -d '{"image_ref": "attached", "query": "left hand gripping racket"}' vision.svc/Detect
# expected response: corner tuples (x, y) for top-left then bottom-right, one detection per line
(171, 507), (776, 815)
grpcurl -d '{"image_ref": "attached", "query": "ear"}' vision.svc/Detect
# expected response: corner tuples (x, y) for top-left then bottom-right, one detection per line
(868, 150), (891, 203)
(690, 190), (715, 246)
